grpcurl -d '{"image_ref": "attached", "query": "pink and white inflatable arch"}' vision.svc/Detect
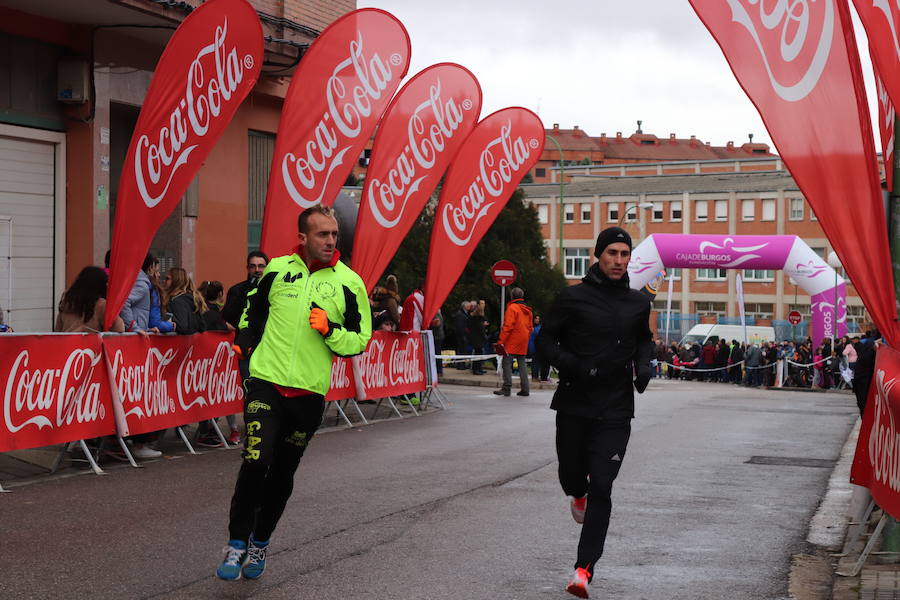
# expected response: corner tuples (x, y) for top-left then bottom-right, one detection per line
(627, 234), (847, 348)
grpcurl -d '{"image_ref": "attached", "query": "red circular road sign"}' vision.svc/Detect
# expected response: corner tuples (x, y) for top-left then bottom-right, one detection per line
(788, 310), (802, 325)
(491, 260), (517, 287)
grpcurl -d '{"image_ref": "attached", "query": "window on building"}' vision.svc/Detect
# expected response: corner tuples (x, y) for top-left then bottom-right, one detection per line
(248, 130), (275, 253)
(811, 246), (826, 258)
(624, 202), (637, 222)
(538, 205), (549, 224)
(535, 168), (546, 178)
(652, 201), (664, 221)
(697, 268), (726, 280)
(564, 203), (574, 223)
(580, 203), (591, 223)
(695, 301), (727, 318)
(652, 300), (681, 311)
(789, 197), (803, 220)
(608, 203), (619, 222)
(666, 268), (682, 280)
(564, 248), (591, 279)
(810, 204), (818, 221)
(846, 305), (868, 330)
(761, 198), (776, 221)
(671, 201), (682, 221)
(714, 199), (728, 221)
(788, 304), (810, 318)
(742, 199), (755, 221)
(745, 303), (774, 321)
(695, 200), (708, 222)
(743, 269), (775, 281)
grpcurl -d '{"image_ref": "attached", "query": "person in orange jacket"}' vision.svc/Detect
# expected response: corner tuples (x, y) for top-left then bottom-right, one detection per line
(494, 287), (534, 397)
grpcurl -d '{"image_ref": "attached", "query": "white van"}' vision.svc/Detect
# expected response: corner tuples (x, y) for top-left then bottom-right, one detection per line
(678, 324), (776, 347)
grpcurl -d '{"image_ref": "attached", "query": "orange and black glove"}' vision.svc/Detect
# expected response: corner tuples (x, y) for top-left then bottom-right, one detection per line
(309, 302), (332, 337)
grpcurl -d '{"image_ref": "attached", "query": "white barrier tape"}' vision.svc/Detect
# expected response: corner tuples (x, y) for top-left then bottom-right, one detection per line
(438, 354), (499, 363)
(785, 358), (832, 368)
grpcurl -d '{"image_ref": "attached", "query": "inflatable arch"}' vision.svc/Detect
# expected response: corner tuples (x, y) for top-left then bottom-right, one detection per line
(627, 234), (847, 348)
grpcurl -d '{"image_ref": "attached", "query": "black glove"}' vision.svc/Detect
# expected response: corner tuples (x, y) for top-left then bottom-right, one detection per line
(233, 329), (255, 360)
(634, 363), (652, 394)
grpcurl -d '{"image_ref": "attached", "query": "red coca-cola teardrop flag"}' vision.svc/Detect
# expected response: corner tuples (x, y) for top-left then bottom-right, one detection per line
(688, 0), (899, 347)
(422, 108), (545, 323)
(852, 0), (899, 190)
(352, 63), (482, 292)
(105, 0), (263, 329)
(260, 8), (411, 257)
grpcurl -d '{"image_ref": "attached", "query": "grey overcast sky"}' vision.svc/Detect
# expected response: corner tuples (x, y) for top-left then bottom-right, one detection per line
(357, 0), (881, 152)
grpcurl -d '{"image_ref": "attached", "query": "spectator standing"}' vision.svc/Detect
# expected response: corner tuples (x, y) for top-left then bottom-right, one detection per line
(701, 341), (716, 382)
(469, 300), (487, 375)
(843, 337), (859, 376)
(453, 301), (473, 370)
(530, 315), (550, 382)
(853, 331), (878, 415)
(729, 341), (744, 384)
(165, 268), (207, 335)
(399, 282), (424, 332)
(197, 280), (239, 446)
(430, 308), (445, 376)
(144, 255), (174, 333)
(493, 287), (533, 397)
(222, 251), (269, 330)
(370, 274), (401, 331)
(55, 266), (125, 333)
(119, 253), (157, 331)
(744, 343), (762, 387)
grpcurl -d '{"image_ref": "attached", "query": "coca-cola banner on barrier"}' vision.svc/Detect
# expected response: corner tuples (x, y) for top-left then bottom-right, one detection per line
(1, 334), (115, 452)
(423, 108), (544, 322)
(851, 344), (900, 518)
(688, 1), (900, 346)
(103, 332), (243, 437)
(325, 356), (357, 402)
(260, 8), (411, 257)
(352, 63), (482, 292)
(105, 0), (263, 329)
(355, 331), (427, 400)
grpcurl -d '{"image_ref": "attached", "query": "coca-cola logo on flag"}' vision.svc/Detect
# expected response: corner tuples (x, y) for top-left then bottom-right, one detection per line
(136, 18), (254, 207)
(868, 366), (900, 488)
(441, 119), (540, 246)
(352, 63), (482, 292)
(423, 107), (544, 323)
(366, 70), (480, 227)
(725, 0), (834, 101)
(106, 0), (263, 329)
(261, 8), (410, 256)
(282, 34), (405, 208)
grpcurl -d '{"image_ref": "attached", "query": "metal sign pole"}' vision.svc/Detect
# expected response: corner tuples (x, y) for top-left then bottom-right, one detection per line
(500, 285), (506, 330)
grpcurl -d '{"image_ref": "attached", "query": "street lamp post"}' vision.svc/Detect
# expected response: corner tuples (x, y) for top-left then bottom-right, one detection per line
(618, 202), (655, 230)
(546, 134), (565, 269)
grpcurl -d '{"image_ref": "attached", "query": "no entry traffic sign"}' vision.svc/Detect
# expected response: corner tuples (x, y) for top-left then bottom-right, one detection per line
(491, 260), (517, 287)
(788, 310), (802, 325)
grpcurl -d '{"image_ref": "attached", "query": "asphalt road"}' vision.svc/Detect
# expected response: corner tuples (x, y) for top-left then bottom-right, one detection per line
(0, 378), (858, 599)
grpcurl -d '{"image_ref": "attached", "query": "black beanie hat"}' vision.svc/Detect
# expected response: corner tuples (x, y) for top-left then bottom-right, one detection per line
(594, 226), (632, 258)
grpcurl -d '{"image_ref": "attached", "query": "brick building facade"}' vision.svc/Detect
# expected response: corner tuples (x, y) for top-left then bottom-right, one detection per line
(0, 0), (355, 331)
(523, 167), (870, 341)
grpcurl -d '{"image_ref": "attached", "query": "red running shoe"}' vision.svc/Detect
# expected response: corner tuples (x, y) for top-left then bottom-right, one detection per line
(228, 429), (241, 445)
(570, 496), (587, 524)
(566, 567), (591, 598)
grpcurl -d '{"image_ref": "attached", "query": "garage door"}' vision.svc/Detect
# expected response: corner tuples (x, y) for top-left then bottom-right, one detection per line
(0, 135), (55, 331)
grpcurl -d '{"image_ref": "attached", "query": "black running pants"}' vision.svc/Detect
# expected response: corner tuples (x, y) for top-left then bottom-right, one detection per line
(556, 412), (631, 578)
(228, 379), (325, 543)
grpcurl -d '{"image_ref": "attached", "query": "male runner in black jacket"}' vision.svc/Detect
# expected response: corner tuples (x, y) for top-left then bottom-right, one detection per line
(537, 226), (653, 598)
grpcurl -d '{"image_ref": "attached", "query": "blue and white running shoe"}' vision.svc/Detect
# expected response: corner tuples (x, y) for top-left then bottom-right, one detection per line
(216, 540), (247, 580)
(242, 537), (269, 580)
